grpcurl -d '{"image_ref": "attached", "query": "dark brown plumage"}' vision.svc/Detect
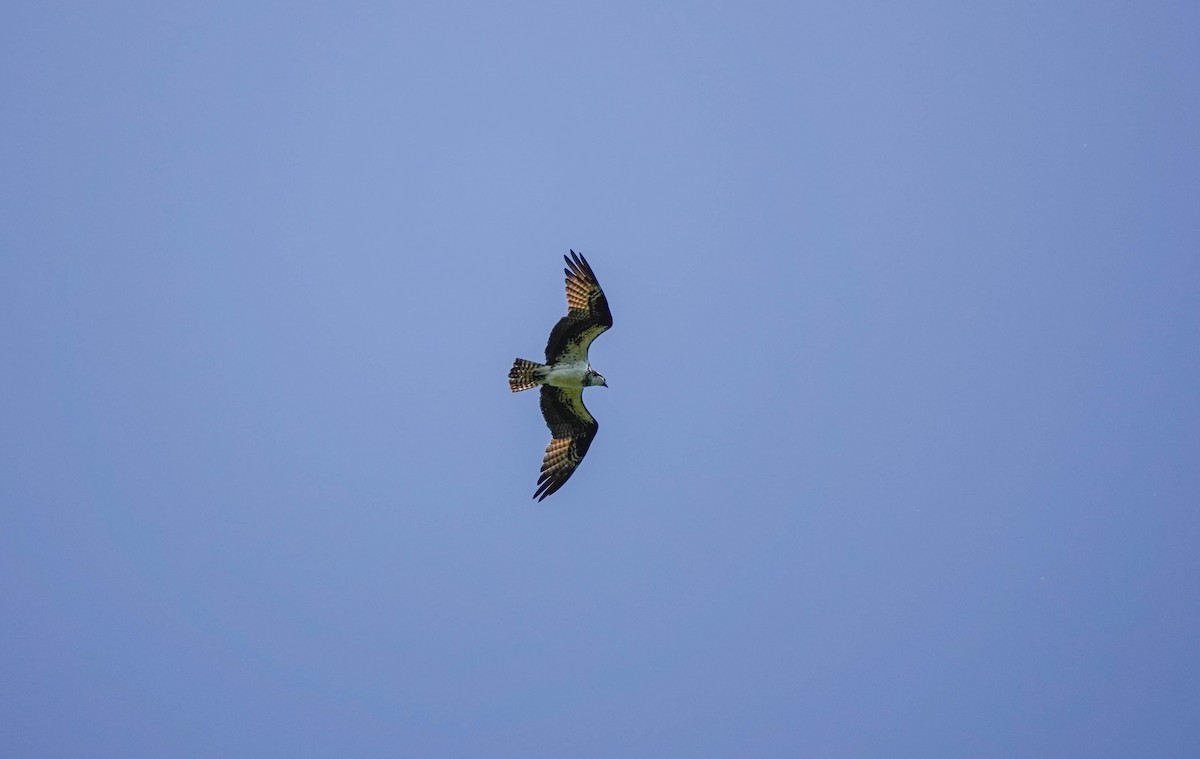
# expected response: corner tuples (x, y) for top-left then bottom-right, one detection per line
(534, 386), (599, 501)
(509, 251), (612, 501)
(544, 250), (613, 363)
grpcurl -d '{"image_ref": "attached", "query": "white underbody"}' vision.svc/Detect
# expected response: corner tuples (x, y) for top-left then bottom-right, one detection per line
(545, 360), (591, 389)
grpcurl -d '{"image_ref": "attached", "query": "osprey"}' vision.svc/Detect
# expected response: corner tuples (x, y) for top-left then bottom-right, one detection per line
(509, 250), (613, 500)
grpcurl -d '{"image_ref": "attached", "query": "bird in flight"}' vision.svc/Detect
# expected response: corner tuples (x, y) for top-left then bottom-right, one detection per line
(509, 251), (613, 501)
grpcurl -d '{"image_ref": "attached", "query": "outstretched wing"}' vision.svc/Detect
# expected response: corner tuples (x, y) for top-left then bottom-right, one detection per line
(544, 250), (613, 363)
(534, 386), (599, 501)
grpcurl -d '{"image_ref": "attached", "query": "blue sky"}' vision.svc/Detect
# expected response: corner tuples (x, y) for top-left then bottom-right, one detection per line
(3, 2), (1198, 756)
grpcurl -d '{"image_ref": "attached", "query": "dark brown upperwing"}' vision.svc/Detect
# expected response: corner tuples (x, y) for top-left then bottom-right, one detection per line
(533, 386), (599, 501)
(544, 250), (613, 362)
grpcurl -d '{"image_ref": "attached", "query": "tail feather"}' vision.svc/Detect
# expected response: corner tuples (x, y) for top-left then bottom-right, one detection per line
(509, 358), (547, 392)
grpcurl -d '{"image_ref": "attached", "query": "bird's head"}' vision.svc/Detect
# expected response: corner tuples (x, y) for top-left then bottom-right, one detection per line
(586, 369), (608, 388)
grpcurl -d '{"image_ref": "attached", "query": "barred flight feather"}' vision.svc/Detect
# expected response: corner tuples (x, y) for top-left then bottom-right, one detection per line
(509, 251), (612, 501)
